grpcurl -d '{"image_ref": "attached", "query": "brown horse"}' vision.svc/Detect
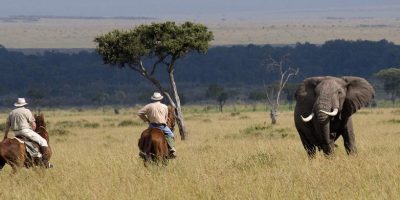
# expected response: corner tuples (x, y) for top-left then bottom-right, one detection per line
(138, 106), (176, 165)
(0, 113), (52, 172)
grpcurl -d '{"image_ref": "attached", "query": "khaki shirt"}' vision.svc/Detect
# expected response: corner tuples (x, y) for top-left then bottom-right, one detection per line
(6, 107), (35, 131)
(137, 101), (168, 124)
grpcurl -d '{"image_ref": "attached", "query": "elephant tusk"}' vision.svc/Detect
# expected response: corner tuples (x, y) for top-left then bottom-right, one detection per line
(320, 108), (339, 116)
(301, 113), (314, 122)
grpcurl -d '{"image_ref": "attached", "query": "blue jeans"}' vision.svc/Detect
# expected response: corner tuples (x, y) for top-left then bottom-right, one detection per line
(149, 123), (174, 137)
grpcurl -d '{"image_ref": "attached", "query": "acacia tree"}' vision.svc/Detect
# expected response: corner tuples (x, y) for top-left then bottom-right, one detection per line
(265, 55), (298, 124)
(205, 84), (228, 112)
(94, 21), (214, 140)
(374, 67), (400, 105)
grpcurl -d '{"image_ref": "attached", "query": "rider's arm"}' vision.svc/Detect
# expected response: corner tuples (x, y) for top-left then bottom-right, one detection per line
(27, 109), (36, 130)
(137, 106), (150, 123)
(30, 121), (36, 131)
(4, 117), (10, 140)
(4, 125), (10, 140)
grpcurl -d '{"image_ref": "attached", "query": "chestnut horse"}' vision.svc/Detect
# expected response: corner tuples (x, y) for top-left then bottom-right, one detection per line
(0, 113), (52, 172)
(138, 106), (176, 165)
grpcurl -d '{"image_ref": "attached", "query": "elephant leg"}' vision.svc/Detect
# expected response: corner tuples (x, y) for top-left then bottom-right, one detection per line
(0, 158), (5, 170)
(298, 132), (316, 158)
(321, 143), (335, 157)
(342, 118), (357, 155)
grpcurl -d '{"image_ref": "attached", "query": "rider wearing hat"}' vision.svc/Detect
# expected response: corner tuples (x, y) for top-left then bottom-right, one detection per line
(3, 98), (53, 168)
(137, 92), (176, 157)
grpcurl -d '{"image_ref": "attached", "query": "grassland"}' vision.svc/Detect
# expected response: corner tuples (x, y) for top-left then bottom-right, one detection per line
(1, 17), (400, 48)
(0, 105), (399, 199)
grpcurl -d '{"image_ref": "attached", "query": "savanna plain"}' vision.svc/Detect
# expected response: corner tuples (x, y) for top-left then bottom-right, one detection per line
(2, 17), (400, 48)
(0, 105), (399, 199)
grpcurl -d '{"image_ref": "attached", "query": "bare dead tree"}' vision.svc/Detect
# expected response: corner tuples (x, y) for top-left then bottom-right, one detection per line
(265, 54), (299, 124)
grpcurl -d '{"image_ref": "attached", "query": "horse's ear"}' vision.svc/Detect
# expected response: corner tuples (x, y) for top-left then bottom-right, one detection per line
(40, 113), (44, 118)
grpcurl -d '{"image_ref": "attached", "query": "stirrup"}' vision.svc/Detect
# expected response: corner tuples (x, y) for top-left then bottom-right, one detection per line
(169, 150), (177, 159)
(44, 163), (54, 168)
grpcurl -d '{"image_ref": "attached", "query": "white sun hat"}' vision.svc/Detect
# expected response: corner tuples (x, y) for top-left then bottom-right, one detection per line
(14, 98), (28, 107)
(151, 92), (164, 101)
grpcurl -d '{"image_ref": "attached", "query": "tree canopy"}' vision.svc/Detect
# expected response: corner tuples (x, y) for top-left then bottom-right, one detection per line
(374, 67), (400, 104)
(95, 21), (213, 74)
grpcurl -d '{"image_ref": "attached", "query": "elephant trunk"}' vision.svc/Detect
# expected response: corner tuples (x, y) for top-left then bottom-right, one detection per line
(315, 94), (339, 123)
(315, 119), (335, 155)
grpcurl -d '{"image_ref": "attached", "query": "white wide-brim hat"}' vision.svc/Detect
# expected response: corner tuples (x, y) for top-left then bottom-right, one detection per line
(151, 92), (164, 101)
(14, 98), (28, 107)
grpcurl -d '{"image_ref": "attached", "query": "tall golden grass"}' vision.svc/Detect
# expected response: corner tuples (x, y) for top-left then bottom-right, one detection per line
(0, 106), (399, 199)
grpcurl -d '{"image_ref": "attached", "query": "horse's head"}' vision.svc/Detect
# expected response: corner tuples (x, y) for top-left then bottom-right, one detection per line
(34, 113), (49, 142)
(167, 106), (176, 132)
(34, 113), (46, 128)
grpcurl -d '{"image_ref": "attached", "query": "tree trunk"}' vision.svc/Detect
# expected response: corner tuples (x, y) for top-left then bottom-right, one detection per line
(168, 72), (187, 140)
(270, 106), (278, 124)
(391, 93), (396, 106)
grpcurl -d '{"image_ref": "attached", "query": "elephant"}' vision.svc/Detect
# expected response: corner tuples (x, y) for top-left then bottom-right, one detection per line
(294, 76), (375, 157)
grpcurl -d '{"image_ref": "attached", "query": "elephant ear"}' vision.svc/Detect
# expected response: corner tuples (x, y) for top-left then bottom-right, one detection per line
(295, 77), (327, 106)
(342, 76), (375, 115)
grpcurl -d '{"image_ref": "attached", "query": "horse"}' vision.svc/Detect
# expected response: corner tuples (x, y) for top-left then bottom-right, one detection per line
(138, 106), (176, 165)
(0, 113), (52, 172)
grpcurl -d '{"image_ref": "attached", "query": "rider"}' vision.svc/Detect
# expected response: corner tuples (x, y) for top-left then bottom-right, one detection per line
(137, 92), (176, 157)
(3, 98), (53, 168)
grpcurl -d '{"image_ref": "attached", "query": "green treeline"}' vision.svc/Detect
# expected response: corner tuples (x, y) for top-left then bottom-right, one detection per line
(0, 39), (399, 106)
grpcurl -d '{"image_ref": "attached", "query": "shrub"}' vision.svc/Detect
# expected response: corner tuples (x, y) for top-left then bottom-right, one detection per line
(118, 120), (142, 127)
(231, 152), (275, 170)
(50, 128), (70, 136)
(84, 123), (100, 128)
(233, 123), (293, 139)
(230, 112), (240, 116)
(387, 119), (400, 124)
(0, 123), (5, 131)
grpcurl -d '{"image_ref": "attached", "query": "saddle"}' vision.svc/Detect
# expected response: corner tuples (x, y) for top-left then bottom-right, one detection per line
(14, 136), (42, 158)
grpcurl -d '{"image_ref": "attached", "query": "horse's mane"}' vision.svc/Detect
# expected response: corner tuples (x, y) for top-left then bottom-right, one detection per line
(34, 113), (46, 128)
(34, 113), (49, 142)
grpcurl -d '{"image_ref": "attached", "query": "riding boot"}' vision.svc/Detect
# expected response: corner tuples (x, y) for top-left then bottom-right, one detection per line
(165, 136), (176, 158)
(40, 146), (53, 168)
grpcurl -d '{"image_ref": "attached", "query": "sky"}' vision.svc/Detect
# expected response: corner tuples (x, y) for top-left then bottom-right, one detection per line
(1, 0), (400, 19)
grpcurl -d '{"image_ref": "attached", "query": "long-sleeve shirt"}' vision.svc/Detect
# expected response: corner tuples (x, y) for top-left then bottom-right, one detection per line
(137, 101), (168, 124)
(6, 107), (35, 131)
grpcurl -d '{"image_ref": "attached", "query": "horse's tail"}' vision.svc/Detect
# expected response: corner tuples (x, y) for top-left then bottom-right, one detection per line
(150, 130), (168, 160)
(138, 129), (153, 161)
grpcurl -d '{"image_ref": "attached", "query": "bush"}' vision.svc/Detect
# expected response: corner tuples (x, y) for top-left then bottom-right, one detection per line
(50, 128), (70, 136)
(231, 152), (275, 170)
(83, 123), (100, 128)
(118, 120), (142, 127)
(55, 120), (100, 128)
(229, 123), (293, 139)
(387, 119), (400, 124)
(0, 123), (5, 131)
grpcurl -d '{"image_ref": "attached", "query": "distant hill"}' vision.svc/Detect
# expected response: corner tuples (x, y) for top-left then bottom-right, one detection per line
(0, 39), (399, 106)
